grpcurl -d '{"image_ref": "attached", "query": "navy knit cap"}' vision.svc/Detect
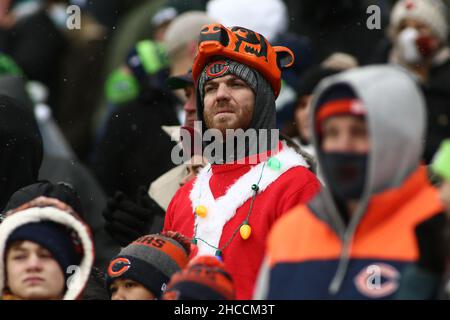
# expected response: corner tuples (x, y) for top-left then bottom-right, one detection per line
(316, 83), (358, 110)
(6, 221), (82, 277)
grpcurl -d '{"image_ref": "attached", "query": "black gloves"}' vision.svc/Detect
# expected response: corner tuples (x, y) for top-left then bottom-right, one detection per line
(415, 213), (449, 275)
(103, 186), (165, 247)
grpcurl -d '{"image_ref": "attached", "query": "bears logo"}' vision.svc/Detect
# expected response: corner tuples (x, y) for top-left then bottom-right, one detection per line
(107, 257), (131, 278)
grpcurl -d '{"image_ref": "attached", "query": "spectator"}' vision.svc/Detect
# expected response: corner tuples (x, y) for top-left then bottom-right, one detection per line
(99, 14), (215, 247)
(91, 11), (215, 199)
(164, 23), (321, 299)
(0, 0), (66, 109)
(395, 139), (450, 299)
(0, 196), (94, 300)
(370, 0), (450, 162)
(102, 69), (207, 247)
(256, 65), (446, 299)
(105, 232), (190, 300)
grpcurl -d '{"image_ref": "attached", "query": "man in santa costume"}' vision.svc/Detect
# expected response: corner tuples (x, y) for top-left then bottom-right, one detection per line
(163, 24), (321, 299)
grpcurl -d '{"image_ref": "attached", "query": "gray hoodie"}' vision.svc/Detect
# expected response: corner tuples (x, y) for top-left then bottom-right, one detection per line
(254, 65), (428, 299)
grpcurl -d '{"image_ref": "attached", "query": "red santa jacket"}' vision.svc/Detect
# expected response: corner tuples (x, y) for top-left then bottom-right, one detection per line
(164, 144), (321, 299)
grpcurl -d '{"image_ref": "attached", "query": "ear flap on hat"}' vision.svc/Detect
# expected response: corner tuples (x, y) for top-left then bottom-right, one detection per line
(274, 46), (295, 69)
(199, 24), (230, 47)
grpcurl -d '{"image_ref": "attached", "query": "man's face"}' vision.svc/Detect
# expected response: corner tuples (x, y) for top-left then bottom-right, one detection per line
(396, 18), (440, 57)
(183, 85), (197, 128)
(321, 115), (369, 153)
(179, 155), (206, 187)
(294, 95), (313, 143)
(6, 240), (65, 300)
(203, 74), (255, 134)
(110, 278), (155, 300)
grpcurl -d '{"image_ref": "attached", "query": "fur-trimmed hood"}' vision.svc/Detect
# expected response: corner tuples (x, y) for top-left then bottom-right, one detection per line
(0, 196), (95, 300)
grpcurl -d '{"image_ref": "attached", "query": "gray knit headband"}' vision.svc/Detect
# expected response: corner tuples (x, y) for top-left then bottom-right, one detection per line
(198, 59), (258, 101)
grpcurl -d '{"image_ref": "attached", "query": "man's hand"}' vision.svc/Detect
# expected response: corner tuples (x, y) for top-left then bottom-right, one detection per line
(103, 186), (164, 247)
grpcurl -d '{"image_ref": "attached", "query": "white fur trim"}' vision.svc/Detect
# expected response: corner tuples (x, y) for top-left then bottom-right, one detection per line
(189, 145), (308, 256)
(0, 208), (94, 300)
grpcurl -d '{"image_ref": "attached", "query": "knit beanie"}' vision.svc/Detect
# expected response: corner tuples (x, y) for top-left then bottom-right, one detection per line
(198, 59), (258, 102)
(162, 255), (235, 300)
(6, 221), (82, 277)
(315, 84), (366, 136)
(390, 0), (448, 42)
(105, 232), (191, 298)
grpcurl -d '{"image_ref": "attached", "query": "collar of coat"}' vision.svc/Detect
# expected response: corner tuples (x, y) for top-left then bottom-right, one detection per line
(189, 143), (309, 256)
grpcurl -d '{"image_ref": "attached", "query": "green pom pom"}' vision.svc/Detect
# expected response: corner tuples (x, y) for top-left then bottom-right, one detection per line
(267, 157), (281, 170)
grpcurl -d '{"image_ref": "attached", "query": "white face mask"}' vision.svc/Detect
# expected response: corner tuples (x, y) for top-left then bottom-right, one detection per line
(397, 27), (422, 64)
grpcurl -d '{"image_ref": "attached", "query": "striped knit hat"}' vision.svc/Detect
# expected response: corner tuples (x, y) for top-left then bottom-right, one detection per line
(105, 231), (191, 298)
(198, 59), (258, 102)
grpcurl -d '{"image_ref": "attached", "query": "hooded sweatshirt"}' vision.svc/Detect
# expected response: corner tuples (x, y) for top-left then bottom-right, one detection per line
(255, 65), (445, 299)
(0, 196), (95, 300)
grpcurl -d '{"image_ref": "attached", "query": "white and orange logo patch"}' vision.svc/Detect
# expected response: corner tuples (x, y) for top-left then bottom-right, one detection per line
(354, 263), (400, 298)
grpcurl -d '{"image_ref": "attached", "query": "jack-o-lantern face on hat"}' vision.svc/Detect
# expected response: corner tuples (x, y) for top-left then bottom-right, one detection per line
(192, 23), (295, 97)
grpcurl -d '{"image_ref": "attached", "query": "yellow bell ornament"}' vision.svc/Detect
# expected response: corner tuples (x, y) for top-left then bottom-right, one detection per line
(240, 223), (252, 240)
(195, 205), (208, 218)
